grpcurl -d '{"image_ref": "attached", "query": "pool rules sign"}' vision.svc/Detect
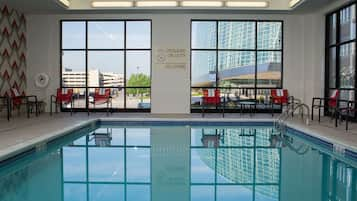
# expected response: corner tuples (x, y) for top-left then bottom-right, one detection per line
(154, 48), (188, 69)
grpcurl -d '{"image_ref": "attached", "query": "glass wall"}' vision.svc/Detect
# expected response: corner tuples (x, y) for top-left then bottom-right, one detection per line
(326, 3), (356, 117)
(191, 20), (283, 111)
(61, 20), (151, 111)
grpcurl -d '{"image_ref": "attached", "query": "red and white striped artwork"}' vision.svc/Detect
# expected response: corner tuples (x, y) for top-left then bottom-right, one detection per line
(0, 5), (26, 96)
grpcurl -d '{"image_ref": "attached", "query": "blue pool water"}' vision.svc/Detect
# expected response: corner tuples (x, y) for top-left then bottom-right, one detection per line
(0, 122), (356, 201)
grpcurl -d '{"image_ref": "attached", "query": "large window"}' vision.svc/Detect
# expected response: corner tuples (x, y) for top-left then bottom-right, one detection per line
(61, 20), (151, 111)
(190, 127), (281, 201)
(326, 3), (356, 116)
(63, 127), (151, 201)
(191, 20), (283, 111)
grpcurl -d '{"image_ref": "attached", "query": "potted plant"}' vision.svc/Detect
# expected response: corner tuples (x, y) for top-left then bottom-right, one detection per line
(258, 95), (265, 103)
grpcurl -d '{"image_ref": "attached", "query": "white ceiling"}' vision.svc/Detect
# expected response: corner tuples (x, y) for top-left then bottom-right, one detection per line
(0, 0), (341, 14)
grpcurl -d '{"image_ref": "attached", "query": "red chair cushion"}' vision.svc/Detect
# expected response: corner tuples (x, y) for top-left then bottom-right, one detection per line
(56, 88), (73, 104)
(271, 89), (289, 104)
(93, 88), (111, 105)
(327, 90), (339, 108)
(11, 88), (23, 106)
(203, 89), (221, 104)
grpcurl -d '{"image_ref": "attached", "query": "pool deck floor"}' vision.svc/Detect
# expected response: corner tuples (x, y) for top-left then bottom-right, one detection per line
(0, 112), (356, 161)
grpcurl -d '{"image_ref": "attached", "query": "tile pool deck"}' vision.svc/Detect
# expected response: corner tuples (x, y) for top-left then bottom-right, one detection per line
(0, 112), (356, 162)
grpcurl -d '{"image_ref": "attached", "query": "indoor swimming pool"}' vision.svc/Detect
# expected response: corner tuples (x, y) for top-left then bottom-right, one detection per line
(0, 121), (356, 201)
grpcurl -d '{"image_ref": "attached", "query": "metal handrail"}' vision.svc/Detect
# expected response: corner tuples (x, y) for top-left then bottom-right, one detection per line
(291, 103), (310, 125)
(274, 103), (310, 134)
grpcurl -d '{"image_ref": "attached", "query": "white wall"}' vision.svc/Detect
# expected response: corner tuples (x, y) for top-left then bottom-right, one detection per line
(25, 2), (350, 114)
(298, 0), (353, 107)
(151, 15), (190, 113)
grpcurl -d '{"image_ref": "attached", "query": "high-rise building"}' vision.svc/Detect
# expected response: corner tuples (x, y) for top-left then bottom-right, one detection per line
(192, 21), (282, 88)
(193, 127), (280, 200)
(206, 22), (282, 71)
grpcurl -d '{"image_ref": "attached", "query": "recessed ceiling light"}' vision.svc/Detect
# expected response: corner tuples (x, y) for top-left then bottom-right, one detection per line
(91, 1), (134, 8)
(181, 1), (223, 7)
(225, 1), (269, 8)
(136, 1), (178, 7)
(56, 0), (70, 8)
(289, 0), (302, 8)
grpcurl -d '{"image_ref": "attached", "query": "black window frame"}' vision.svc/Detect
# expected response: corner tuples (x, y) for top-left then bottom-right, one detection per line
(190, 127), (282, 201)
(325, 1), (357, 118)
(190, 19), (284, 113)
(62, 127), (152, 201)
(60, 19), (152, 113)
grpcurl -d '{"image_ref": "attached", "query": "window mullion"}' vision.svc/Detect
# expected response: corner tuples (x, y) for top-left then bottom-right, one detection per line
(216, 21), (219, 91)
(60, 22), (63, 88)
(325, 15), (331, 99)
(355, 4), (357, 118)
(254, 21), (258, 100)
(85, 21), (89, 110)
(124, 21), (127, 109)
(336, 11), (341, 90)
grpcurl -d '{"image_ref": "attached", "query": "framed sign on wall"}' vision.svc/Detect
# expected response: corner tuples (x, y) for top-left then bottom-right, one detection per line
(154, 48), (188, 69)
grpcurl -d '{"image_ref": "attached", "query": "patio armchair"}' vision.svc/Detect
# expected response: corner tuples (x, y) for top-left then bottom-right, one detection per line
(311, 89), (339, 123)
(201, 89), (225, 117)
(90, 128), (113, 147)
(10, 87), (38, 118)
(0, 96), (10, 121)
(201, 128), (225, 148)
(202, 89), (221, 105)
(335, 99), (356, 131)
(270, 89), (294, 116)
(88, 88), (112, 116)
(50, 88), (74, 115)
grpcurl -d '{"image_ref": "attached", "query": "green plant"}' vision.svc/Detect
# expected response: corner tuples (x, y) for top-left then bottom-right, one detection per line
(126, 73), (150, 96)
(258, 95), (265, 103)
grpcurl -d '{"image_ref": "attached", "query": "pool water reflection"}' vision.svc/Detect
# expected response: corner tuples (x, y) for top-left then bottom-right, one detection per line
(0, 125), (356, 201)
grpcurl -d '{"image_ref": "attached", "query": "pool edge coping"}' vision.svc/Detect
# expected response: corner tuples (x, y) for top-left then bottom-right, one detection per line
(0, 119), (97, 162)
(0, 117), (356, 163)
(285, 121), (357, 154)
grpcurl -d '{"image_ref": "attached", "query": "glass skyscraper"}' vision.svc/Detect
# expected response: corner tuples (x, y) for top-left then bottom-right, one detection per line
(191, 21), (283, 88)
(208, 22), (282, 71)
(193, 127), (280, 200)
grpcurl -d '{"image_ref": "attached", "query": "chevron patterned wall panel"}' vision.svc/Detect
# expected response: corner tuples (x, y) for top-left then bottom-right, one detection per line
(0, 5), (26, 96)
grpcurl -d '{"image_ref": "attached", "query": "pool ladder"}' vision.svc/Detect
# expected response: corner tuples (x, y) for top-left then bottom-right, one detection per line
(273, 103), (310, 135)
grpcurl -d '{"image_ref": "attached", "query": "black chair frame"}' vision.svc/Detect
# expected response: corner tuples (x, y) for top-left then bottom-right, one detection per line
(50, 95), (74, 116)
(0, 96), (10, 121)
